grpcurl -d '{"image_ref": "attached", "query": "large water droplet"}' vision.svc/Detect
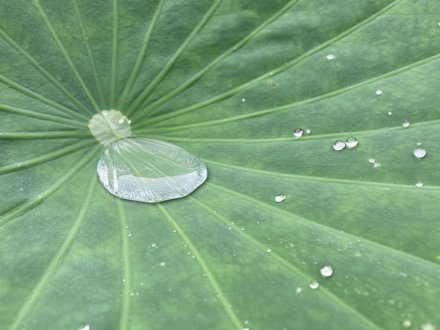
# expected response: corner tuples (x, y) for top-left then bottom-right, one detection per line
(97, 137), (207, 203)
(320, 265), (334, 278)
(333, 141), (346, 151)
(413, 148), (427, 159)
(274, 194), (286, 203)
(345, 137), (359, 149)
(293, 128), (304, 138)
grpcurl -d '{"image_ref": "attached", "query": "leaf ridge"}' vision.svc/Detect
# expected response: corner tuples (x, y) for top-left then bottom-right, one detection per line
(158, 204), (243, 330)
(138, 0), (402, 126)
(126, 0), (224, 115)
(8, 174), (97, 330)
(190, 197), (382, 330)
(33, 0), (101, 114)
(132, 0), (302, 120)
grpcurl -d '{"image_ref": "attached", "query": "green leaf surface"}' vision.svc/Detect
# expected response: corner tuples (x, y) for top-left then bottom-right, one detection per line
(1, 0), (440, 329)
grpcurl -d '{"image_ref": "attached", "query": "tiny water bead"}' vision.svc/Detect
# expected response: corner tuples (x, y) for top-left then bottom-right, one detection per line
(375, 89), (383, 96)
(413, 148), (427, 159)
(402, 120), (410, 128)
(333, 140), (346, 151)
(402, 320), (411, 328)
(293, 128), (304, 138)
(309, 280), (319, 289)
(345, 137), (359, 149)
(326, 54), (335, 60)
(319, 265), (334, 278)
(415, 181), (424, 188)
(274, 194), (286, 203)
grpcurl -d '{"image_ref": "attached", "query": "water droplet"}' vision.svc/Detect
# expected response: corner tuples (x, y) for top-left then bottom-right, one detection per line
(78, 325), (90, 330)
(266, 248), (272, 253)
(373, 162), (382, 168)
(295, 287), (302, 294)
(151, 243), (157, 248)
(274, 194), (286, 203)
(320, 265), (334, 278)
(326, 54), (335, 60)
(345, 137), (359, 149)
(388, 111), (393, 116)
(242, 98), (246, 102)
(413, 148), (427, 159)
(293, 128), (304, 138)
(402, 320), (411, 328)
(127, 233), (132, 237)
(19, 187), (24, 191)
(402, 120), (410, 128)
(333, 141), (346, 151)
(305, 129), (311, 134)
(368, 158), (376, 164)
(160, 262), (166, 267)
(309, 280), (319, 289)
(415, 181), (424, 188)
(89, 110), (132, 146)
(421, 323), (436, 330)
(375, 89), (383, 96)
(241, 227), (246, 231)
(97, 138), (208, 203)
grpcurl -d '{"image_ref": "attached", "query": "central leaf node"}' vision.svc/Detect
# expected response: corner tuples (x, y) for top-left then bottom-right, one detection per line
(88, 110), (132, 145)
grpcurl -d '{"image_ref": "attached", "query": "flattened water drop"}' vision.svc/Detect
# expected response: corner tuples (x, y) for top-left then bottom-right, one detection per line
(97, 137), (207, 203)
(402, 120), (410, 128)
(309, 280), (319, 289)
(274, 194), (286, 203)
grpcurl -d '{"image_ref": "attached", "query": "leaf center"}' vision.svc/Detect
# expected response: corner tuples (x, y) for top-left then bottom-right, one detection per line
(88, 110), (132, 145)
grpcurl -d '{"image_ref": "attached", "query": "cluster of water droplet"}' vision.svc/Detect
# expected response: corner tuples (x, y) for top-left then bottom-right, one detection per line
(332, 137), (359, 151)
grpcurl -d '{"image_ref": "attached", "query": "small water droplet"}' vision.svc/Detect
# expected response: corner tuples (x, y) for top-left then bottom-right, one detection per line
(151, 243), (157, 248)
(266, 248), (272, 253)
(421, 323), (436, 330)
(402, 320), (411, 328)
(241, 227), (246, 231)
(402, 120), (410, 128)
(373, 162), (382, 168)
(413, 148), (427, 159)
(375, 89), (383, 96)
(326, 54), (335, 60)
(130, 292), (135, 296)
(19, 187), (24, 191)
(127, 233), (132, 237)
(368, 158), (376, 164)
(320, 265), (334, 278)
(293, 128), (304, 138)
(78, 325), (90, 330)
(274, 194), (286, 203)
(415, 181), (424, 188)
(309, 280), (319, 289)
(242, 98), (246, 102)
(388, 111), (393, 116)
(333, 141), (346, 151)
(345, 137), (359, 149)
(118, 118), (125, 124)
(305, 129), (311, 134)
(295, 287), (302, 294)
(160, 262), (166, 267)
